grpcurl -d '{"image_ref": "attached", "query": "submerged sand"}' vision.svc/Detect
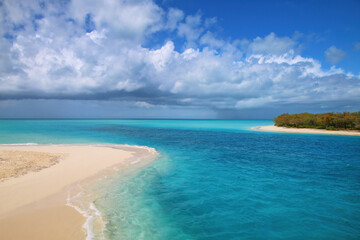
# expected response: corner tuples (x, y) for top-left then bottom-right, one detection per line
(0, 144), (157, 240)
(252, 125), (360, 136)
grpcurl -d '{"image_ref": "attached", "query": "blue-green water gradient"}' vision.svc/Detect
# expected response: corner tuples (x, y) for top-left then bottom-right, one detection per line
(0, 119), (359, 239)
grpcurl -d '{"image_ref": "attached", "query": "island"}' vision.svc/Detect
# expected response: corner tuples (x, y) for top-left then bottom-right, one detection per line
(253, 112), (360, 136)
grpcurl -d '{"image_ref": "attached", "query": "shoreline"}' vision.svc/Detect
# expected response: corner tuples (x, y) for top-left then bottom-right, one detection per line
(252, 125), (360, 136)
(0, 144), (158, 240)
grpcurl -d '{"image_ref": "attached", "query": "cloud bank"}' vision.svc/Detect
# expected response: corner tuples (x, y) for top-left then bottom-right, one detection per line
(0, 0), (359, 118)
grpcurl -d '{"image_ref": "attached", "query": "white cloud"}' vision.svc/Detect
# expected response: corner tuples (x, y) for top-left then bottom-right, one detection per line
(0, 0), (359, 115)
(325, 46), (347, 64)
(181, 48), (199, 60)
(177, 13), (203, 47)
(166, 8), (184, 31)
(135, 101), (154, 108)
(86, 30), (107, 45)
(248, 32), (297, 55)
(200, 31), (225, 48)
(70, 0), (164, 41)
(236, 97), (275, 109)
(147, 41), (177, 71)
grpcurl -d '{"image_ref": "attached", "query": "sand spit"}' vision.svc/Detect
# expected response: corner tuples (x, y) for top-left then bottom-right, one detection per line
(0, 144), (157, 240)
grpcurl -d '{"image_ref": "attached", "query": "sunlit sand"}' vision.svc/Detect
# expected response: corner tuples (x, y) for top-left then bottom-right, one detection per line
(0, 144), (157, 240)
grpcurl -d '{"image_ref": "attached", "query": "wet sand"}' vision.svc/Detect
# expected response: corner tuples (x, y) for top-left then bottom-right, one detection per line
(0, 144), (157, 240)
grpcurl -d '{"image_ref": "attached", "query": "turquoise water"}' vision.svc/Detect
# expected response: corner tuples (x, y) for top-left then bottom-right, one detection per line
(1, 119), (359, 239)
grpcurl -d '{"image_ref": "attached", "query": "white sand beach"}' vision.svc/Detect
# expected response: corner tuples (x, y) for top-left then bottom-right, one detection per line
(0, 144), (157, 240)
(252, 125), (360, 136)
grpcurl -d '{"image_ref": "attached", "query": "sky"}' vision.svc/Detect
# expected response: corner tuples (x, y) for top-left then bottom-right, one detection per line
(0, 0), (359, 119)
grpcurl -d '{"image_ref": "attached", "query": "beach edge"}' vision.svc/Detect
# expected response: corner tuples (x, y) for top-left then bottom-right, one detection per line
(251, 125), (360, 136)
(0, 144), (158, 240)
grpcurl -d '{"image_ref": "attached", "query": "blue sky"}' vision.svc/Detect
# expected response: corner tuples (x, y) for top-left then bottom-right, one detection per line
(0, 0), (359, 118)
(161, 0), (360, 72)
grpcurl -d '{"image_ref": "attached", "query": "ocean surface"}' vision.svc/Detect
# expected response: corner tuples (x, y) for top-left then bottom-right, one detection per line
(0, 119), (359, 239)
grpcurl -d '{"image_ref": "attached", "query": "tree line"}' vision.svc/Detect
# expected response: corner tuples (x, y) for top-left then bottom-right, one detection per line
(274, 112), (360, 130)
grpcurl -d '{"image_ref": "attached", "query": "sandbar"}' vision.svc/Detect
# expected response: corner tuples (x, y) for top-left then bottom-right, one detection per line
(0, 144), (157, 240)
(252, 125), (360, 136)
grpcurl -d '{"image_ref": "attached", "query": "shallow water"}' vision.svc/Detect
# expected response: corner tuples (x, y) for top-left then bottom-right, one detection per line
(1, 119), (359, 239)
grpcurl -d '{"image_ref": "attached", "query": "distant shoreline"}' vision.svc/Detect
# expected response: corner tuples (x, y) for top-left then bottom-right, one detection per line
(252, 125), (360, 136)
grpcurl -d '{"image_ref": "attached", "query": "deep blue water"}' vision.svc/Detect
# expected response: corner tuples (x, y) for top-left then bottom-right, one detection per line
(0, 119), (359, 239)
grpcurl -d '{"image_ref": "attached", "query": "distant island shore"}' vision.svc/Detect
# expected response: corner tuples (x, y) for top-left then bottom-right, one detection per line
(274, 112), (360, 130)
(252, 125), (360, 136)
(253, 111), (360, 136)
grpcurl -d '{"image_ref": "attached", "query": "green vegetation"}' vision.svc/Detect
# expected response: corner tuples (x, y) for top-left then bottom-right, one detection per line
(274, 112), (360, 130)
